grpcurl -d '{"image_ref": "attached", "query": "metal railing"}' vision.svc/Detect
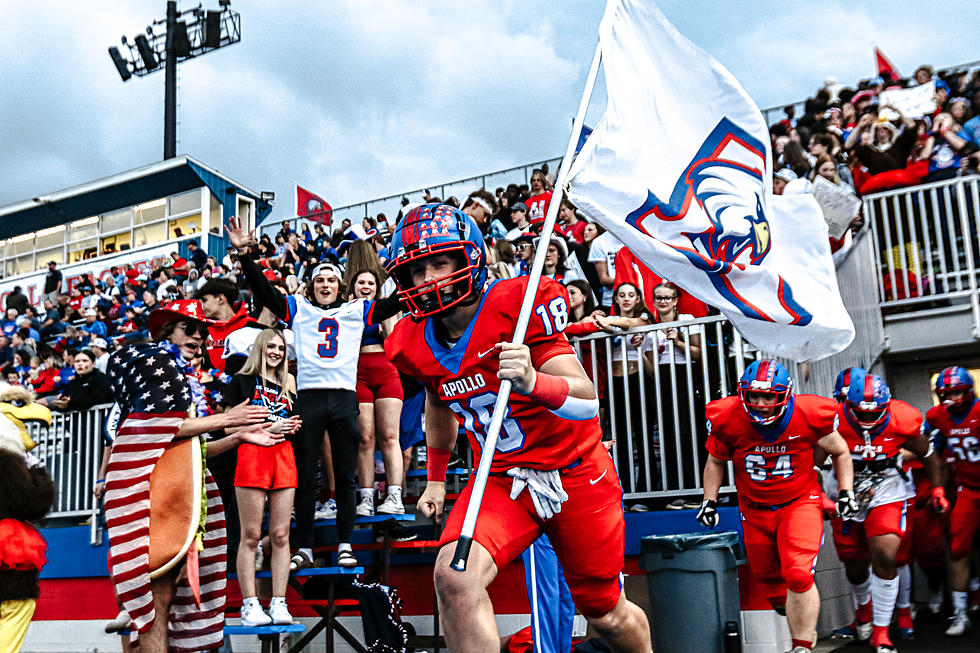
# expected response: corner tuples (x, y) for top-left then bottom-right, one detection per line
(260, 157), (563, 237)
(572, 316), (747, 499)
(784, 226), (887, 397)
(30, 403), (112, 544)
(866, 175), (980, 335)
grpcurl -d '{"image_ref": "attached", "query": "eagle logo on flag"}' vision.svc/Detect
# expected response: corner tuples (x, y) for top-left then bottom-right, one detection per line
(625, 118), (808, 325)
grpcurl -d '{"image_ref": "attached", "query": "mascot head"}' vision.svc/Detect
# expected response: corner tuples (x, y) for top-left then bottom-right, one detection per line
(0, 383), (53, 456)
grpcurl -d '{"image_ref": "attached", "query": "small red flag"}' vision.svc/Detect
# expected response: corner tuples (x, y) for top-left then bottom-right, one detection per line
(874, 46), (899, 82)
(296, 184), (333, 225)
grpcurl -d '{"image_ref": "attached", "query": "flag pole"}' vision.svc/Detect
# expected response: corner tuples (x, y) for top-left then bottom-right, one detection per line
(451, 42), (603, 572)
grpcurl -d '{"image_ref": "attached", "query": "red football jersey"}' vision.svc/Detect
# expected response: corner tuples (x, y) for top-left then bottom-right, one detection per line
(705, 394), (837, 505)
(386, 276), (601, 471)
(205, 303), (251, 374)
(835, 399), (922, 460)
(926, 399), (980, 490)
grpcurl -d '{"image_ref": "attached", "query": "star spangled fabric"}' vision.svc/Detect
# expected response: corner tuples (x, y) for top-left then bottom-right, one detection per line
(296, 184), (333, 225)
(104, 343), (226, 651)
(567, 0), (854, 361)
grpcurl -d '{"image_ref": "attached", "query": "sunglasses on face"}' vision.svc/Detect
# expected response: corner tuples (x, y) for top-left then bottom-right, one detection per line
(654, 295), (676, 301)
(176, 321), (207, 337)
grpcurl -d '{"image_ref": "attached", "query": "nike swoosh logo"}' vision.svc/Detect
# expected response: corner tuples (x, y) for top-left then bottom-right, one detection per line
(788, 435), (801, 440)
(590, 470), (607, 485)
(477, 346), (496, 358)
(809, 495), (820, 500)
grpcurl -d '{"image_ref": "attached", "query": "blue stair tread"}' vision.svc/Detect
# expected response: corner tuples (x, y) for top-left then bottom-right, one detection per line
(314, 513), (417, 525)
(225, 623), (306, 635)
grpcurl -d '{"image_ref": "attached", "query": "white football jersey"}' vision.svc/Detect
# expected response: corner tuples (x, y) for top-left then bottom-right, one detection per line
(285, 295), (371, 391)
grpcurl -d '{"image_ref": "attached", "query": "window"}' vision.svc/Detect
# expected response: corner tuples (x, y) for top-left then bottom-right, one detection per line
(134, 222), (166, 248)
(168, 190), (201, 217)
(135, 200), (166, 225)
(35, 247), (64, 267)
(102, 207), (133, 234)
(101, 231), (131, 254)
(169, 213), (201, 238)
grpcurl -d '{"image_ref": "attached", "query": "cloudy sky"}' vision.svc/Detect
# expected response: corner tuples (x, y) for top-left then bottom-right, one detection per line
(1, 0), (976, 222)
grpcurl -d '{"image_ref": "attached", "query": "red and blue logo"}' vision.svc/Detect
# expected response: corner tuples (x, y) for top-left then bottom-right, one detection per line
(624, 118), (811, 326)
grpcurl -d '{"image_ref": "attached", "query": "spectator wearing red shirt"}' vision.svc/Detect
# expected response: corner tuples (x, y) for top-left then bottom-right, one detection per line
(526, 170), (553, 226)
(556, 198), (587, 244)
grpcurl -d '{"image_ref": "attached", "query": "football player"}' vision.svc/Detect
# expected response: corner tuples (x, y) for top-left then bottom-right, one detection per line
(385, 204), (651, 652)
(698, 359), (856, 653)
(925, 366), (980, 636)
(827, 369), (948, 653)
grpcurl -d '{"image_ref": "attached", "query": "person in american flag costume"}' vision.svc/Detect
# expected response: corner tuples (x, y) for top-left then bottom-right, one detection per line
(103, 299), (278, 652)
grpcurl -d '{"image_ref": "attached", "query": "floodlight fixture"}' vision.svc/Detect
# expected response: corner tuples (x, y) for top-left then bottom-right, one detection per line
(106, 1), (242, 160)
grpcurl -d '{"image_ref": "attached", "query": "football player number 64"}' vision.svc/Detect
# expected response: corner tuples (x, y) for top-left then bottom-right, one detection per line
(744, 453), (794, 482)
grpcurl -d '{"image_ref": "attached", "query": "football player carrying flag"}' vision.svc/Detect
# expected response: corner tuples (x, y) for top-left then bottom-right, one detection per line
(566, 0), (853, 361)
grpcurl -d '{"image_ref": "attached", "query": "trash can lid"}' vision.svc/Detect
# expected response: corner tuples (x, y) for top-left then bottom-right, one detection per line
(641, 530), (743, 555)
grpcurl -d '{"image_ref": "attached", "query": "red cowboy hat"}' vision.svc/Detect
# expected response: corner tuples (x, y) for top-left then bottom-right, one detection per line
(148, 299), (213, 339)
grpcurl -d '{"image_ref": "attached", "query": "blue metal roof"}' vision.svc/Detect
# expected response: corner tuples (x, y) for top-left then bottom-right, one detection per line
(0, 156), (272, 241)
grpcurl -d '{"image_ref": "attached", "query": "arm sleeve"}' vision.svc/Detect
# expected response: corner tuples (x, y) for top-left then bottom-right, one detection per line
(704, 403), (733, 461)
(223, 374), (250, 408)
(564, 320), (600, 338)
(364, 294), (404, 326)
(239, 254), (288, 320)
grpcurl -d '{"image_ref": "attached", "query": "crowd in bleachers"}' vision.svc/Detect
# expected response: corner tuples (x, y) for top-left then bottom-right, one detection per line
(768, 64), (980, 257)
(15, 59), (977, 498)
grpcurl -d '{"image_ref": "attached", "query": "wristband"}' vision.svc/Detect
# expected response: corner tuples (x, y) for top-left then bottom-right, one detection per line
(528, 372), (599, 421)
(426, 446), (452, 483)
(527, 372), (569, 410)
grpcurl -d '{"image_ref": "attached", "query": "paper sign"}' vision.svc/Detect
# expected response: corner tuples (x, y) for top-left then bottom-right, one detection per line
(879, 81), (936, 120)
(811, 176), (861, 239)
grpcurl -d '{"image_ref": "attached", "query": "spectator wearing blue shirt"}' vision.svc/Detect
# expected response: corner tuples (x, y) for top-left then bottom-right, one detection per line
(80, 308), (107, 340)
(963, 97), (980, 148)
(0, 308), (19, 338)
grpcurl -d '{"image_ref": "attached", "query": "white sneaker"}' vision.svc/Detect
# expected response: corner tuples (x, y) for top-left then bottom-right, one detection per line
(788, 647), (811, 653)
(928, 590), (944, 615)
(855, 620), (873, 642)
(240, 601), (271, 627)
(104, 610), (131, 633)
(337, 550), (358, 568)
(268, 599), (293, 625)
(946, 612), (971, 637)
(315, 498), (337, 520)
(376, 493), (405, 515)
(356, 494), (375, 517)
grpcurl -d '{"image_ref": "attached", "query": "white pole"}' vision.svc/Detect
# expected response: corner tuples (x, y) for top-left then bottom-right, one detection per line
(450, 42), (603, 571)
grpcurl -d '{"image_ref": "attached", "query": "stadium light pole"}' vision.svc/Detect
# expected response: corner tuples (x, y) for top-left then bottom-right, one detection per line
(107, 0), (242, 160)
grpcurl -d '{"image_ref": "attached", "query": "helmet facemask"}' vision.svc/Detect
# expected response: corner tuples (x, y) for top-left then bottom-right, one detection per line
(391, 245), (483, 318)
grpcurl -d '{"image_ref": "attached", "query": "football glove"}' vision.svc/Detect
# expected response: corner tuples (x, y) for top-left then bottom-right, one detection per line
(929, 486), (950, 514)
(696, 499), (718, 528)
(837, 489), (859, 520)
(507, 467), (568, 521)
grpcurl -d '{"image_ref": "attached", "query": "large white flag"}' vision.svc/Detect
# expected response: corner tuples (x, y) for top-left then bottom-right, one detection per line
(567, 0), (853, 361)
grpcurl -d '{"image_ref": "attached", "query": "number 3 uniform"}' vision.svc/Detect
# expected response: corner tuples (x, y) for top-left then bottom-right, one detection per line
(386, 276), (626, 618)
(705, 393), (837, 605)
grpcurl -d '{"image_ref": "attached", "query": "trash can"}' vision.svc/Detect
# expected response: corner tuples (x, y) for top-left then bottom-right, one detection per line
(640, 531), (745, 653)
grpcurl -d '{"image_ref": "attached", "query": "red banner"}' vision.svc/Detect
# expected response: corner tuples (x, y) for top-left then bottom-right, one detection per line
(874, 46), (899, 81)
(296, 185), (333, 225)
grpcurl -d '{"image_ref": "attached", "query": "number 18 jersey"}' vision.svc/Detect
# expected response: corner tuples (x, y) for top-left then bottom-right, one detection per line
(386, 277), (602, 472)
(705, 394), (837, 505)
